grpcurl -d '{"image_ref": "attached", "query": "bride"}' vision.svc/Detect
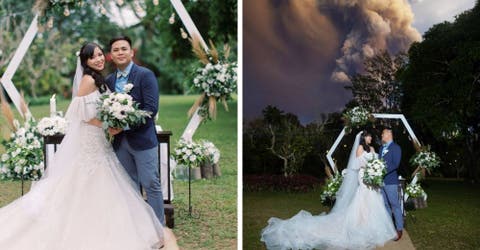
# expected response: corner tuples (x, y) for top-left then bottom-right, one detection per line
(261, 131), (397, 250)
(0, 42), (177, 249)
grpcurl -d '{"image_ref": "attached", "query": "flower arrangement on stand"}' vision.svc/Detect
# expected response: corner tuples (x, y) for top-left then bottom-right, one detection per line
(409, 145), (441, 177)
(405, 182), (428, 209)
(199, 140), (221, 178)
(188, 36), (237, 121)
(320, 168), (343, 207)
(361, 158), (387, 188)
(0, 93), (44, 184)
(37, 115), (68, 136)
(342, 106), (373, 133)
(1, 117), (44, 181)
(173, 139), (205, 180)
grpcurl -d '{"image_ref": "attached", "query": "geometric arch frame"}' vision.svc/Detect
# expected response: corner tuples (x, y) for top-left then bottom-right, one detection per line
(326, 113), (423, 194)
(0, 0), (208, 141)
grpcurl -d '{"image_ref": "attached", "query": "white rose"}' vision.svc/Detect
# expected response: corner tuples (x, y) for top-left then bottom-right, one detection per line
(124, 83), (134, 93)
(1, 154), (9, 162)
(189, 155), (197, 162)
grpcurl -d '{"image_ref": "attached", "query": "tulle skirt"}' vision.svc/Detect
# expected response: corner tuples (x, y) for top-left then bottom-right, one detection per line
(0, 125), (164, 250)
(261, 186), (397, 250)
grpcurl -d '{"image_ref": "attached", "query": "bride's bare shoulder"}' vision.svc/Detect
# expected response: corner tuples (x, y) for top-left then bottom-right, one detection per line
(356, 145), (364, 157)
(77, 75), (97, 96)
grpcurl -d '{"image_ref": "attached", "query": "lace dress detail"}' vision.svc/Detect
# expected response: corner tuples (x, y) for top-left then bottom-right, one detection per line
(0, 90), (164, 250)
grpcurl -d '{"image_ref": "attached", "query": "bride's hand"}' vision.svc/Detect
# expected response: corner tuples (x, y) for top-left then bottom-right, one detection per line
(108, 127), (123, 136)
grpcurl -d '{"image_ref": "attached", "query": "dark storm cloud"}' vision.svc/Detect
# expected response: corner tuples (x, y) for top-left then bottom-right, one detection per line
(244, 0), (420, 123)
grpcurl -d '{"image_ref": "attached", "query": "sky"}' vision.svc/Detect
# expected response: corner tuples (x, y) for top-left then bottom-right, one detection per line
(243, 0), (477, 123)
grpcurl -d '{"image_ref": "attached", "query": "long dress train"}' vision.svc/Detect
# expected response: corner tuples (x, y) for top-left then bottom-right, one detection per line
(261, 133), (396, 250)
(0, 90), (164, 250)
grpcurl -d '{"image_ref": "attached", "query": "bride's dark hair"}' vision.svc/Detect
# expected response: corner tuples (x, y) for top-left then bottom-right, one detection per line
(359, 130), (372, 153)
(79, 42), (107, 93)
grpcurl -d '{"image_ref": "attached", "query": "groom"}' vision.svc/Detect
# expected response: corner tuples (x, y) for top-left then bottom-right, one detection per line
(380, 127), (403, 241)
(106, 35), (165, 225)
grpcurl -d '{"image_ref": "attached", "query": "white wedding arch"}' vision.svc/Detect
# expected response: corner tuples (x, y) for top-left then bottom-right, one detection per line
(326, 113), (422, 200)
(0, 0), (215, 200)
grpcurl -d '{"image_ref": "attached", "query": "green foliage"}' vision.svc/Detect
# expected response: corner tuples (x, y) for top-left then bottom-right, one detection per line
(244, 179), (480, 250)
(400, 2), (480, 181)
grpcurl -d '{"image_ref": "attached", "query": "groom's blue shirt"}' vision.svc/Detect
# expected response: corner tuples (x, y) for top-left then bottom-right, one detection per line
(115, 62), (134, 93)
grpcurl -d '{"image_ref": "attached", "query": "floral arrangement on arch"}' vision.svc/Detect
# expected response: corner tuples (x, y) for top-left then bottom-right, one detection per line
(173, 139), (205, 168)
(320, 169), (343, 204)
(33, 0), (135, 29)
(409, 145), (441, 178)
(188, 35), (237, 120)
(342, 106), (373, 133)
(37, 115), (68, 136)
(361, 158), (387, 188)
(199, 139), (220, 165)
(405, 182), (426, 199)
(0, 93), (44, 181)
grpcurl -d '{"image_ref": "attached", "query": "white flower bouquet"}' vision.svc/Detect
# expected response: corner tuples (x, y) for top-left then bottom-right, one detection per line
(342, 106), (372, 132)
(193, 62), (237, 99)
(361, 158), (387, 188)
(1, 118), (44, 181)
(405, 182), (426, 198)
(320, 172), (343, 204)
(173, 139), (205, 168)
(409, 146), (441, 172)
(200, 140), (220, 164)
(96, 89), (151, 140)
(188, 37), (237, 120)
(36, 115), (68, 136)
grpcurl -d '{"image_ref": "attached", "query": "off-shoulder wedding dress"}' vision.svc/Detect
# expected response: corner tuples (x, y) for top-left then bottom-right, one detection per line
(0, 90), (164, 250)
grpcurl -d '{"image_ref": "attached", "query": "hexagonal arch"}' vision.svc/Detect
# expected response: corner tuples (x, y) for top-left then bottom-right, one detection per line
(327, 113), (421, 175)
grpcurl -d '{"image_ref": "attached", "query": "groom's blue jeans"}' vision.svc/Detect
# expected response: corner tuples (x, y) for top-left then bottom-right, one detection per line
(382, 184), (403, 231)
(115, 138), (166, 226)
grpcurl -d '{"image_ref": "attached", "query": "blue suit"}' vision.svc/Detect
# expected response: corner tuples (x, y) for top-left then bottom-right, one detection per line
(380, 141), (403, 231)
(106, 63), (165, 225)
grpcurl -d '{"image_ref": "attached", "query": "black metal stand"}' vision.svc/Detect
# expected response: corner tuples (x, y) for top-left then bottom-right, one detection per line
(188, 166), (192, 216)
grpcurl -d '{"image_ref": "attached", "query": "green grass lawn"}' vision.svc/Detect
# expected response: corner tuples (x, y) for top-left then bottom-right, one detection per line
(244, 179), (480, 250)
(0, 95), (238, 250)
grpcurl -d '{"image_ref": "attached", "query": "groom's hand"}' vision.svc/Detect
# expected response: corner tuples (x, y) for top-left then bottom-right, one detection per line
(108, 127), (123, 136)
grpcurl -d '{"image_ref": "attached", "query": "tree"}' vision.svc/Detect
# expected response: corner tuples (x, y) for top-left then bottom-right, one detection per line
(346, 51), (407, 113)
(400, 2), (480, 182)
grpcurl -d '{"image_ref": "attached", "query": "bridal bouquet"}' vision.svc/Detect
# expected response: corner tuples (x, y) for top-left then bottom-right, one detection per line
(361, 158), (387, 188)
(0, 118), (44, 181)
(97, 86), (151, 140)
(343, 106), (372, 132)
(173, 139), (205, 168)
(37, 115), (68, 136)
(410, 146), (441, 172)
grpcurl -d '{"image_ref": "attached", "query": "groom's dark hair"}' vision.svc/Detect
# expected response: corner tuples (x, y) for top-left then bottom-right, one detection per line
(109, 35), (132, 49)
(383, 126), (394, 136)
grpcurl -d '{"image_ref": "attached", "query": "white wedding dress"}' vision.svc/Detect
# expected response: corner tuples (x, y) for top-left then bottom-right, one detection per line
(0, 90), (164, 250)
(261, 132), (397, 250)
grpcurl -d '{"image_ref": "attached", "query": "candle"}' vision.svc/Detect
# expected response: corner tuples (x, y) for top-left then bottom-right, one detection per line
(50, 94), (56, 117)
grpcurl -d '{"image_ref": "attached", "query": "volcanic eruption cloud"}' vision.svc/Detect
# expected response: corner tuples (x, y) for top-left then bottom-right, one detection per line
(325, 0), (422, 83)
(244, 0), (421, 121)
